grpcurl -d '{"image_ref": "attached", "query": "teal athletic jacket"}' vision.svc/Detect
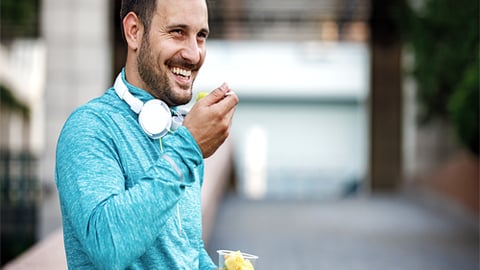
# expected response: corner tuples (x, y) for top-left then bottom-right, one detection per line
(55, 72), (216, 269)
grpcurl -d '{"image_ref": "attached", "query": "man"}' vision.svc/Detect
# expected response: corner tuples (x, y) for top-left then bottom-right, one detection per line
(55, 0), (238, 269)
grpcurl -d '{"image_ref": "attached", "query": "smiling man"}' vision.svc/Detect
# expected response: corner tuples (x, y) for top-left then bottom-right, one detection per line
(55, 0), (238, 269)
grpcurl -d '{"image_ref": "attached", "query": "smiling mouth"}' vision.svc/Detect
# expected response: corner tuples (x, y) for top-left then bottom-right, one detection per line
(170, 66), (192, 79)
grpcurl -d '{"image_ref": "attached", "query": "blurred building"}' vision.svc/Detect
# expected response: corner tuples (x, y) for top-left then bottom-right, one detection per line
(38, 0), (373, 242)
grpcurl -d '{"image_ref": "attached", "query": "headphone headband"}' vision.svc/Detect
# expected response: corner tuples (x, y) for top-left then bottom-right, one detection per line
(114, 74), (143, 114)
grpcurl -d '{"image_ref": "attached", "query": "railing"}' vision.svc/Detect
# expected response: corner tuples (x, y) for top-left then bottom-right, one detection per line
(0, 150), (39, 266)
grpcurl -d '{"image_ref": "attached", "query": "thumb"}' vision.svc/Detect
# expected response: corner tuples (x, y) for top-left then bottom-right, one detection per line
(199, 83), (230, 105)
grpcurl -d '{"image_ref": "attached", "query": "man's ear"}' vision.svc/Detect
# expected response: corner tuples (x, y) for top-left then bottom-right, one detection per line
(123, 12), (143, 51)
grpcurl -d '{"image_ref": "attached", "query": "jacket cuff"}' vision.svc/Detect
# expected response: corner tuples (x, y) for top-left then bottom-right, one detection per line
(161, 126), (204, 185)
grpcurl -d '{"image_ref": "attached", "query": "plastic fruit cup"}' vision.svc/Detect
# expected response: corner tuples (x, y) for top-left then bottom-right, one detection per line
(217, 250), (258, 269)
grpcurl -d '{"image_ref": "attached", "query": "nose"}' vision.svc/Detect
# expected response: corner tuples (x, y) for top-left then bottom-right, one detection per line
(180, 36), (202, 64)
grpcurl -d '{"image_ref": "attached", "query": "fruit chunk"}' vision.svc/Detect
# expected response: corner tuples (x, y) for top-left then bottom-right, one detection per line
(196, 91), (209, 101)
(224, 251), (254, 270)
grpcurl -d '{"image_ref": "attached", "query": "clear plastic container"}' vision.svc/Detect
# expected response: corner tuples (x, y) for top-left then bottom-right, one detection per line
(217, 249), (258, 269)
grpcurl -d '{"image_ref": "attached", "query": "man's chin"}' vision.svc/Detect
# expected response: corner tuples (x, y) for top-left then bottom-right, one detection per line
(166, 92), (193, 106)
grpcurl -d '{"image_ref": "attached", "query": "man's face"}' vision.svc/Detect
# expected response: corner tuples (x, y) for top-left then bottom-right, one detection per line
(137, 0), (209, 106)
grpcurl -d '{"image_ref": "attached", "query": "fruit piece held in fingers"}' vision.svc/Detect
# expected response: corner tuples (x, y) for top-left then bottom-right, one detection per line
(196, 85), (235, 102)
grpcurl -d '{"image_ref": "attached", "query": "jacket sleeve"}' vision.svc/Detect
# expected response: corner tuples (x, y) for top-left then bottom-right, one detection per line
(55, 109), (203, 270)
(199, 241), (217, 270)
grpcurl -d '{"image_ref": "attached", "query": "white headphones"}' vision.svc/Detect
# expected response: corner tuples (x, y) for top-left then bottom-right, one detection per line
(113, 73), (184, 139)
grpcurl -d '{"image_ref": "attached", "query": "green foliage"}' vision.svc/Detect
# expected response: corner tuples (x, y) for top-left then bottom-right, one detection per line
(0, 84), (30, 119)
(396, 0), (479, 155)
(448, 63), (479, 155)
(0, 0), (41, 41)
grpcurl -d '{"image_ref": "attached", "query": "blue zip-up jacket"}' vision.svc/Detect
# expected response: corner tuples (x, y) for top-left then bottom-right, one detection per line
(55, 74), (216, 269)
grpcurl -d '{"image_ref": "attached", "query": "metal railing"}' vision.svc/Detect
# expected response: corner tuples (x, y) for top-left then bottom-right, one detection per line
(0, 150), (40, 266)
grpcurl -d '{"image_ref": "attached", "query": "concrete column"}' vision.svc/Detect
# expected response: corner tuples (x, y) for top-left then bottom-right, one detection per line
(40, 0), (112, 238)
(369, 0), (404, 191)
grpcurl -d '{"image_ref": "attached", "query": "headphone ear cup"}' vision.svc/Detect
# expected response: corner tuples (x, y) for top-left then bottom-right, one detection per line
(138, 99), (172, 139)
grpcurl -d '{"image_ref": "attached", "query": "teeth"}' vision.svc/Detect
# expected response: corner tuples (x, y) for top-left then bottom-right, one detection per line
(171, 67), (191, 77)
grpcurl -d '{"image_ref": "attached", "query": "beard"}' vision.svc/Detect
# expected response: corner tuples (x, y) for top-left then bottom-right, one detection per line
(137, 35), (193, 106)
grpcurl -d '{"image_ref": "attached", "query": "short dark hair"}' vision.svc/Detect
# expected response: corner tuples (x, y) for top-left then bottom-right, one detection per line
(120, 0), (157, 39)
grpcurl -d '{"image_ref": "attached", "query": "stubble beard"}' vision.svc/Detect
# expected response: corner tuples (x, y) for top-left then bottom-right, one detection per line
(137, 35), (192, 106)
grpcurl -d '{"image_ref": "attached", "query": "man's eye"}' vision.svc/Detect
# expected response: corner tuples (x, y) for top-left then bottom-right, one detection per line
(198, 32), (208, 39)
(171, 29), (183, 35)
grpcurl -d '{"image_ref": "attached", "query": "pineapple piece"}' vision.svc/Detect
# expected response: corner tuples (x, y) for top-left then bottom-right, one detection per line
(224, 251), (254, 270)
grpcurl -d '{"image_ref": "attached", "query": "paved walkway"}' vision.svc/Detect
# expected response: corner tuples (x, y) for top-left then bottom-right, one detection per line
(207, 193), (479, 270)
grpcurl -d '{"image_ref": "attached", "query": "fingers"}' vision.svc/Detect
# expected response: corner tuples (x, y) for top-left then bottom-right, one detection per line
(221, 93), (238, 118)
(200, 83), (230, 105)
(199, 83), (240, 106)
(218, 92), (238, 113)
(212, 86), (239, 113)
